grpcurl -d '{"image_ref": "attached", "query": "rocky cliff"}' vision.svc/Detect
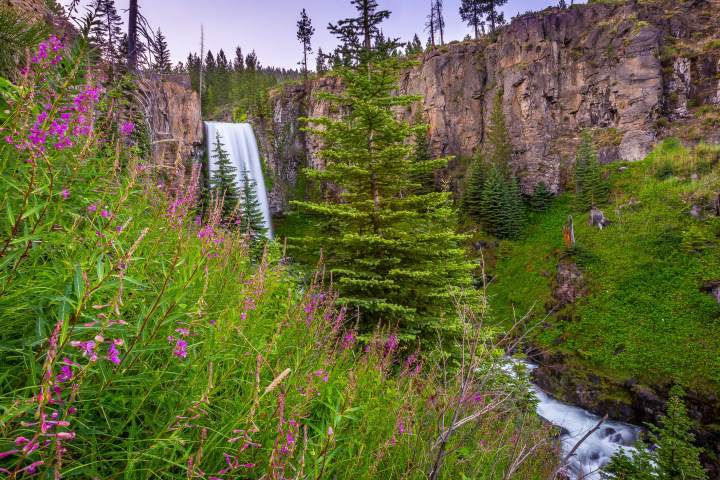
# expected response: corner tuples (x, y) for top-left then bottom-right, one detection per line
(256, 0), (720, 213)
(137, 74), (203, 169)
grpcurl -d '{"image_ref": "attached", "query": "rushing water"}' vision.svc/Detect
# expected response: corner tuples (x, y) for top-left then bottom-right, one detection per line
(510, 359), (642, 479)
(205, 122), (273, 238)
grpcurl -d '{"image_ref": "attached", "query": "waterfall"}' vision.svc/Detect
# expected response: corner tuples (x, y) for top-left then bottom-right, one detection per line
(205, 122), (273, 238)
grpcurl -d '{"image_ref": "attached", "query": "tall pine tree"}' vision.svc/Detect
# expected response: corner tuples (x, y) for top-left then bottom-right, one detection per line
(151, 28), (171, 72)
(237, 167), (268, 245)
(328, 0), (400, 65)
(459, 0), (484, 39)
(486, 90), (513, 177)
(296, 8), (315, 80)
(209, 132), (239, 223)
(292, 59), (475, 338)
(91, 0), (123, 64)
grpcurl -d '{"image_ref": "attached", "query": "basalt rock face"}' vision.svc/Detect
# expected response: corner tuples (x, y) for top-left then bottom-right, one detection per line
(257, 0), (720, 204)
(137, 74), (203, 169)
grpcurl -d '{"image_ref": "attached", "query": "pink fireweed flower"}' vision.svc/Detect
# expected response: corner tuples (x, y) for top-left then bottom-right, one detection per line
(120, 121), (135, 136)
(385, 335), (399, 353)
(57, 364), (73, 383)
(341, 330), (356, 350)
(173, 339), (188, 359)
(176, 328), (190, 337)
(61, 188), (70, 200)
(70, 340), (97, 362)
(101, 209), (110, 218)
(87, 204), (97, 214)
(107, 340), (121, 365)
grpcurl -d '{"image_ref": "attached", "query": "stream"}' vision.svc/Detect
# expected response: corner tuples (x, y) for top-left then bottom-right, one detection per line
(510, 359), (642, 479)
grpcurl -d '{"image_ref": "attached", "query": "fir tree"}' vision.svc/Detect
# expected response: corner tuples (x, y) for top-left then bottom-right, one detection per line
(233, 47), (244, 72)
(504, 176), (525, 239)
(316, 47), (327, 73)
(604, 386), (707, 480)
(413, 114), (435, 194)
(151, 28), (171, 72)
(292, 59), (474, 338)
(426, 0), (436, 49)
(463, 153), (486, 218)
(486, 90), (513, 177)
(297, 8), (315, 80)
(575, 130), (609, 211)
(245, 50), (259, 71)
(406, 34), (423, 56)
(91, 0), (123, 63)
(528, 181), (553, 212)
(328, 0), (400, 65)
(209, 132), (239, 222)
(237, 167), (268, 245)
(479, 166), (507, 237)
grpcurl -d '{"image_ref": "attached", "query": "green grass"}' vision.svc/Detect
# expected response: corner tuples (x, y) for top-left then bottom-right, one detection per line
(489, 139), (720, 392)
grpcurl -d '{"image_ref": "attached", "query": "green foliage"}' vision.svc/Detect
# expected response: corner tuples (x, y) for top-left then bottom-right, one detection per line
(605, 386), (707, 479)
(486, 90), (513, 176)
(478, 167), (525, 239)
(575, 130), (610, 211)
(412, 114), (436, 193)
(488, 140), (720, 392)
(0, 5), (48, 77)
(151, 28), (172, 72)
(208, 131), (240, 221)
(528, 181), (554, 212)
(292, 59), (476, 339)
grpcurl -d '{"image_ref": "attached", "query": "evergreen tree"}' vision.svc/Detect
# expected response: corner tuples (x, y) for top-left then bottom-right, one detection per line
(209, 132), (239, 222)
(406, 34), (423, 56)
(245, 50), (259, 71)
(233, 46), (244, 72)
(316, 47), (327, 73)
(237, 167), (268, 245)
(292, 59), (474, 338)
(463, 153), (486, 218)
(575, 130), (609, 211)
(297, 8), (315, 80)
(459, 0), (484, 39)
(151, 28), (171, 72)
(604, 386), (707, 480)
(413, 114), (435, 194)
(486, 89), (513, 177)
(504, 176), (525, 239)
(479, 166), (507, 237)
(328, 0), (400, 65)
(91, 0), (123, 63)
(480, 0), (507, 34)
(528, 181), (553, 212)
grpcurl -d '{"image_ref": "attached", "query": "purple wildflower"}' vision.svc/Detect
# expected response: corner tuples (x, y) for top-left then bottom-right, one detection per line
(119, 121), (135, 136)
(107, 340), (121, 365)
(385, 335), (399, 353)
(61, 188), (70, 200)
(173, 339), (188, 359)
(87, 204), (97, 214)
(101, 209), (110, 218)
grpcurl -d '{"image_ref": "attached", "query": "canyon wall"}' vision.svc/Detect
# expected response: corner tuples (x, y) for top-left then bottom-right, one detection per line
(137, 74), (203, 169)
(256, 0), (720, 214)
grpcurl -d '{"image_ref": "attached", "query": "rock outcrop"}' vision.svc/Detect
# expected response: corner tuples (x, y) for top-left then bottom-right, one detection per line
(137, 74), (203, 169)
(256, 0), (720, 212)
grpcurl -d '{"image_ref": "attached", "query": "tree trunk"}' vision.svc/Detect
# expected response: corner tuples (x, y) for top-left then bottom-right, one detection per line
(127, 0), (139, 71)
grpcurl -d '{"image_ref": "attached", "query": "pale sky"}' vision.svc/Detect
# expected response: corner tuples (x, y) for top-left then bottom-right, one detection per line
(67, 0), (585, 69)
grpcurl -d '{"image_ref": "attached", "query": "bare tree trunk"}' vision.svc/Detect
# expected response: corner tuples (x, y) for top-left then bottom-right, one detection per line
(127, 0), (139, 71)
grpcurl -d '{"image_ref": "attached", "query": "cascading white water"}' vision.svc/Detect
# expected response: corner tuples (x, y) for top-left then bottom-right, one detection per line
(509, 359), (641, 479)
(205, 122), (273, 238)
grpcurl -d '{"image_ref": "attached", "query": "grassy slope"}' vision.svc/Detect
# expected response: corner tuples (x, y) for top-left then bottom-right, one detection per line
(489, 139), (720, 393)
